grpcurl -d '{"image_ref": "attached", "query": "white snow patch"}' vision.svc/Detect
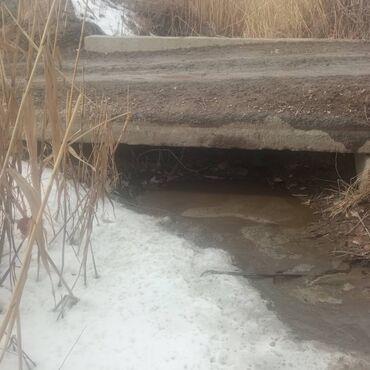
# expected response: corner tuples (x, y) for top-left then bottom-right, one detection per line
(0, 167), (359, 370)
(70, 0), (136, 36)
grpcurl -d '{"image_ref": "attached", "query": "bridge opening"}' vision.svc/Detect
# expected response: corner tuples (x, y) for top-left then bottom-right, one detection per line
(113, 145), (356, 198)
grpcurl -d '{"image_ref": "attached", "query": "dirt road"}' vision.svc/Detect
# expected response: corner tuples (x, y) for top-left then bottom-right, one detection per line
(55, 40), (370, 152)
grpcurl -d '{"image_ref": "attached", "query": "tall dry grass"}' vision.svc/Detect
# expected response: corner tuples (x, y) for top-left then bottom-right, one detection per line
(0, 0), (128, 366)
(133, 0), (370, 38)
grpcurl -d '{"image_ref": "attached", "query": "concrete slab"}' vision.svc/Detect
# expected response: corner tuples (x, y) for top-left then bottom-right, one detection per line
(85, 36), (251, 53)
(84, 36), (363, 54)
(38, 39), (370, 153)
(102, 121), (370, 154)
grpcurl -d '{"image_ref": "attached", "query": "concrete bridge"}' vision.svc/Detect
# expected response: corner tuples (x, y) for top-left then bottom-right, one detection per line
(67, 37), (370, 183)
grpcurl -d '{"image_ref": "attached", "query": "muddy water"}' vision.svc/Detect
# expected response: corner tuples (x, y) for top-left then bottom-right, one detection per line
(135, 181), (370, 357)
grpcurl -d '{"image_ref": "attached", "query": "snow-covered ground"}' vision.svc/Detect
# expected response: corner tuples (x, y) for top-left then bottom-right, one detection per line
(70, 0), (136, 36)
(0, 168), (361, 369)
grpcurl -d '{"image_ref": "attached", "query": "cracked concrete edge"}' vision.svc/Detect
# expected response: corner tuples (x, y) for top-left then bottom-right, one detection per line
(84, 36), (366, 54)
(68, 121), (369, 153)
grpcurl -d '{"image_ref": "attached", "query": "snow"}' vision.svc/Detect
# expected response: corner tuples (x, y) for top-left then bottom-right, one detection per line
(0, 168), (358, 369)
(70, 0), (136, 36)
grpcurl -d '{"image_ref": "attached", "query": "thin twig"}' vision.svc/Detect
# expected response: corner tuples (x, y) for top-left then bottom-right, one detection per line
(58, 326), (87, 370)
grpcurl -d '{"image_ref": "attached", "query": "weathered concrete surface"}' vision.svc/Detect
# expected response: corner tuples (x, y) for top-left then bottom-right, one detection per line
(46, 39), (370, 153)
(111, 121), (366, 153)
(85, 35), (260, 53)
(84, 35), (364, 53)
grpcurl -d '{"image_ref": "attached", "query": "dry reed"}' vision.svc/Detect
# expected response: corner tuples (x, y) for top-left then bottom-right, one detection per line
(0, 0), (128, 367)
(132, 0), (370, 38)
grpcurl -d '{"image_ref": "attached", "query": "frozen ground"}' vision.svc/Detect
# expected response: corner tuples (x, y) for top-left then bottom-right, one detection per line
(70, 0), (135, 35)
(0, 169), (364, 370)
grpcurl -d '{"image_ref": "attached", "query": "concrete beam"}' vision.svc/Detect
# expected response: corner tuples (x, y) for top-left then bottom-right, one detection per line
(84, 36), (361, 54)
(57, 119), (369, 154)
(84, 36), (253, 53)
(355, 154), (370, 191)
